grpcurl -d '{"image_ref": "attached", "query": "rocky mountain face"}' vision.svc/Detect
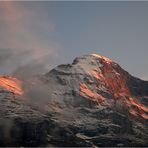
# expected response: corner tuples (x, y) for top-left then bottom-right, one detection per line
(0, 54), (148, 147)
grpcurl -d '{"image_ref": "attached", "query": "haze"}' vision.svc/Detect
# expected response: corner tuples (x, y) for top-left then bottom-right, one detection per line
(0, 1), (148, 80)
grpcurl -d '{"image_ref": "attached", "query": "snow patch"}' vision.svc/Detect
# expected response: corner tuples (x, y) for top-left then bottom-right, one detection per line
(91, 54), (113, 64)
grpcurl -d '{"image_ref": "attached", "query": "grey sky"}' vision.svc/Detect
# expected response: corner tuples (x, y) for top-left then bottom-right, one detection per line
(0, 1), (148, 80)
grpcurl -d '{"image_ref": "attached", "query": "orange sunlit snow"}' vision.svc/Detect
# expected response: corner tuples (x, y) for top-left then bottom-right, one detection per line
(91, 54), (113, 64)
(0, 76), (23, 96)
(80, 83), (105, 105)
(80, 54), (148, 120)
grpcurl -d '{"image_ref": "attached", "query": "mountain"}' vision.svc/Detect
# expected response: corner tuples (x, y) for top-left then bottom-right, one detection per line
(0, 54), (148, 147)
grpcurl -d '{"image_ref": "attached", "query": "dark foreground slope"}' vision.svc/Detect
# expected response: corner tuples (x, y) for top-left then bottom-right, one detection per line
(0, 54), (148, 147)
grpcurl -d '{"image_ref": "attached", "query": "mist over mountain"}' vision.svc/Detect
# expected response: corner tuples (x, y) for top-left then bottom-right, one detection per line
(0, 54), (148, 147)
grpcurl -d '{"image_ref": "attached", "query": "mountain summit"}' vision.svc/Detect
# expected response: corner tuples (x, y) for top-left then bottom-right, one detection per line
(0, 54), (148, 147)
(45, 54), (148, 119)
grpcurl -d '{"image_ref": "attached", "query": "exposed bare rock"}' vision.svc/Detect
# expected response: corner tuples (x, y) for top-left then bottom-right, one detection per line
(0, 54), (148, 146)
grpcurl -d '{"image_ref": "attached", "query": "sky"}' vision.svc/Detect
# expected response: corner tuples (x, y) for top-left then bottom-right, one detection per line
(0, 1), (148, 80)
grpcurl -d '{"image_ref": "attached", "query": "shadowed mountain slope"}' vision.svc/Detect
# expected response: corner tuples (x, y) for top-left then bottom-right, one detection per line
(0, 54), (148, 147)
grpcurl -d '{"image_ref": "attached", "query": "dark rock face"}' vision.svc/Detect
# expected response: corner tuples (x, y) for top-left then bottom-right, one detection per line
(127, 76), (148, 98)
(0, 54), (148, 147)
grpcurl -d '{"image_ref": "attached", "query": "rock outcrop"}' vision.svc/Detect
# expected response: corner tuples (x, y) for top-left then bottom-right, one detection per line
(0, 54), (148, 147)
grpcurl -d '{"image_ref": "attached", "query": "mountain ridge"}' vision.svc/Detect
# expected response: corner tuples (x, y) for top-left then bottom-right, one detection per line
(44, 54), (148, 120)
(0, 53), (148, 146)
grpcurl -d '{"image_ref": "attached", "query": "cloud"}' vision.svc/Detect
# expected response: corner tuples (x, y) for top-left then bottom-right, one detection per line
(141, 75), (148, 81)
(0, 2), (59, 76)
(23, 78), (50, 112)
(0, 48), (58, 76)
(0, 1), (55, 49)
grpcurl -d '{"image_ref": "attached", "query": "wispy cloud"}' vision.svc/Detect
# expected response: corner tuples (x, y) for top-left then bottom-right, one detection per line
(141, 75), (148, 81)
(0, 2), (59, 76)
